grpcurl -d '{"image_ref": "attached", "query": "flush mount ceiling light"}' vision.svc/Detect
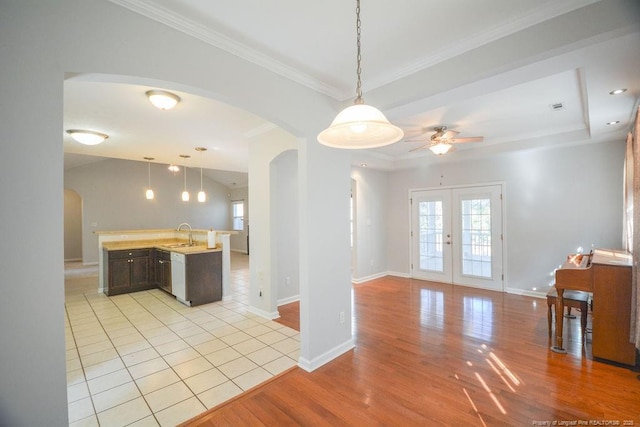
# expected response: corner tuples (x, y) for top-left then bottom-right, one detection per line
(146, 89), (181, 110)
(144, 157), (154, 200)
(195, 147), (207, 203)
(317, 0), (403, 149)
(609, 88), (627, 95)
(429, 141), (453, 156)
(66, 129), (109, 145)
(606, 121), (620, 125)
(179, 154), (190, 202)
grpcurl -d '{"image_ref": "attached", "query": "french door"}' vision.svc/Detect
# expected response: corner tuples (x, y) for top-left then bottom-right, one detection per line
(411, 185), (504, 291)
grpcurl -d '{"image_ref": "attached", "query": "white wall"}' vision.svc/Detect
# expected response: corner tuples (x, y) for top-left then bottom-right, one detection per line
(248, 128), (298, 317)
(229, 186), (249, 253)
(387, 141), (626, 295)
(272, 150), (300, 305)
(0, 1), (352, 423)
(65, 158), (230, 264)
(351, 167), (389, 282)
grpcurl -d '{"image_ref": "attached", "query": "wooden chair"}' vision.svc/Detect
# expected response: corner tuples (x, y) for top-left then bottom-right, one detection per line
(546, 287), (590, 338)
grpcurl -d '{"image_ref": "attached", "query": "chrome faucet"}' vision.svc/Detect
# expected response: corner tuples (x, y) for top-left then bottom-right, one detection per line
(177, 223), (193, 246)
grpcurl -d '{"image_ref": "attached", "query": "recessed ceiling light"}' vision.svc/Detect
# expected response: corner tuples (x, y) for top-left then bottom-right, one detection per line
(606, 121), (620, 125)
(549, 102), (564, 111)
(609, 88), (627, 95)
(360, 163), (367, 167)
(66, 129), (109, 145)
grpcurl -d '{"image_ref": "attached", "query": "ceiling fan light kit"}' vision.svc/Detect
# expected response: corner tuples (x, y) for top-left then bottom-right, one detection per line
(407, 126), (483, 156)
(317, 0), (403, 149)
(429, 142), (453, 156)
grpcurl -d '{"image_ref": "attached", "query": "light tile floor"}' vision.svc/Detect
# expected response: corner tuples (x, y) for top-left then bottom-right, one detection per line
(65, 253), (299, 426)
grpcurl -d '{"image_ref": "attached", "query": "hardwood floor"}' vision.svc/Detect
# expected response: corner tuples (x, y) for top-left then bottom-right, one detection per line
(274, 302), (300, 332)
(185, 276), (640, 426)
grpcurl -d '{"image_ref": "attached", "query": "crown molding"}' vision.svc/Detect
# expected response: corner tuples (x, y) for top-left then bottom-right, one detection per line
(109, 0), (599, 102)
(108, 0), (343, 99)
(365, 0), (601, 94)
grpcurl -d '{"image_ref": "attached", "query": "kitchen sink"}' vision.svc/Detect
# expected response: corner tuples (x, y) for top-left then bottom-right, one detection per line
(162, 243), (192, 248)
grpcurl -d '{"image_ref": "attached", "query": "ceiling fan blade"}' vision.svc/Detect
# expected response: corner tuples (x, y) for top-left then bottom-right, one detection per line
(404, 138), (430, 143)
(441, 130), (459, 139)
(409, 143), (431, 152)
(450, 136), (483, 143)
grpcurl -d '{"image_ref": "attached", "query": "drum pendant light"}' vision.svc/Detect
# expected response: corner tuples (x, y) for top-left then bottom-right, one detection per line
(144, 157), (154, 200)
(317, 0), (403, 149)
(195, 147), (207, 203)
(179, 154), (190, 202)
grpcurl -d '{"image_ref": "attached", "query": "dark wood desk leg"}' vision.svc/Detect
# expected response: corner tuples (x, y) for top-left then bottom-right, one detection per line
(551, 288), (567, 353)
(547, 303), (552, 338)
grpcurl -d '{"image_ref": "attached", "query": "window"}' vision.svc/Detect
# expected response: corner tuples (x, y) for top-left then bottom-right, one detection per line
(232, 200), (244, 231)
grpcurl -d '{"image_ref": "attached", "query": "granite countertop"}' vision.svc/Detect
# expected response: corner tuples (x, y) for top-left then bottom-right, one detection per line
(102, 238), (222, 254)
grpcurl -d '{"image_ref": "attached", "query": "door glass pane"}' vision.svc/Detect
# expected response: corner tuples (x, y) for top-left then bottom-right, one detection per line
(418, 201), (443, 272)
(460, 198), (492, 278)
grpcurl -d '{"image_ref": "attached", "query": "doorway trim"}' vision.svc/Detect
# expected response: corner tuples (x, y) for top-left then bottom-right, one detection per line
(408, 182), (508, 292)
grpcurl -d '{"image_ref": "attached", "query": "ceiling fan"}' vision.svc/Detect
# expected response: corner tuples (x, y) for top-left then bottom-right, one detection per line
(406, 126), (484, 155)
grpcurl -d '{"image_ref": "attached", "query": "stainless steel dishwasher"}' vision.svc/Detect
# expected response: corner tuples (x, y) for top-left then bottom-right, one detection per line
(170, 252), (188, 305)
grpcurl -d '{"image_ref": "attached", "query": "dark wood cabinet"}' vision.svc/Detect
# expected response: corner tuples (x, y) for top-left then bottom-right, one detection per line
(103, 246), (222, 304)
(186, 251), (222, 306)
(104, 249), (152, 296)
(155, 249), (172, 294)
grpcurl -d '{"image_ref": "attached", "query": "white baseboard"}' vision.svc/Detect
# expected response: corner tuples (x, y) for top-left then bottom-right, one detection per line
(387, 271), (411, 278)
(351, 272), (549, 300)
(247, 305), (280, 320)
(298, 338), (355, 372)
(64, 258), (82, 262)
(230, 249), (248, 254)
(506, 287), (547, 299)
(278, 295), (300, 306)
(83, 261), (98, 266)
(351, 271), (387, 284)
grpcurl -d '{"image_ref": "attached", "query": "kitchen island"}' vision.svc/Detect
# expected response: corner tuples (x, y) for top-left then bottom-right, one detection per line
(96, 228), (232, 306)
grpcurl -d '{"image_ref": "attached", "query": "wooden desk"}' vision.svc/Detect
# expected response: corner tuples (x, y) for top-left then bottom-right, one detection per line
(553, 248), (636, 365)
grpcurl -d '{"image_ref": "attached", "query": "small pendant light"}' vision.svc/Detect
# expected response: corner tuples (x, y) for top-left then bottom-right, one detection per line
(179, 154), (190, 202)
(144, 157), (154, 200)
(195, 147), (207, 203)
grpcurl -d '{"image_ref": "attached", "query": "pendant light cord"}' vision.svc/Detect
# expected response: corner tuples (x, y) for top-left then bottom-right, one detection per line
(355, 0), (363, 104)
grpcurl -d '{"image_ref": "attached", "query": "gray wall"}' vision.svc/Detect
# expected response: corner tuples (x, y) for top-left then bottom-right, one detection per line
(386, 141), (625, 294)
(65, 158), (231, 264)
(64, 189), (83, 261)
(351, 167), (389, 281)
